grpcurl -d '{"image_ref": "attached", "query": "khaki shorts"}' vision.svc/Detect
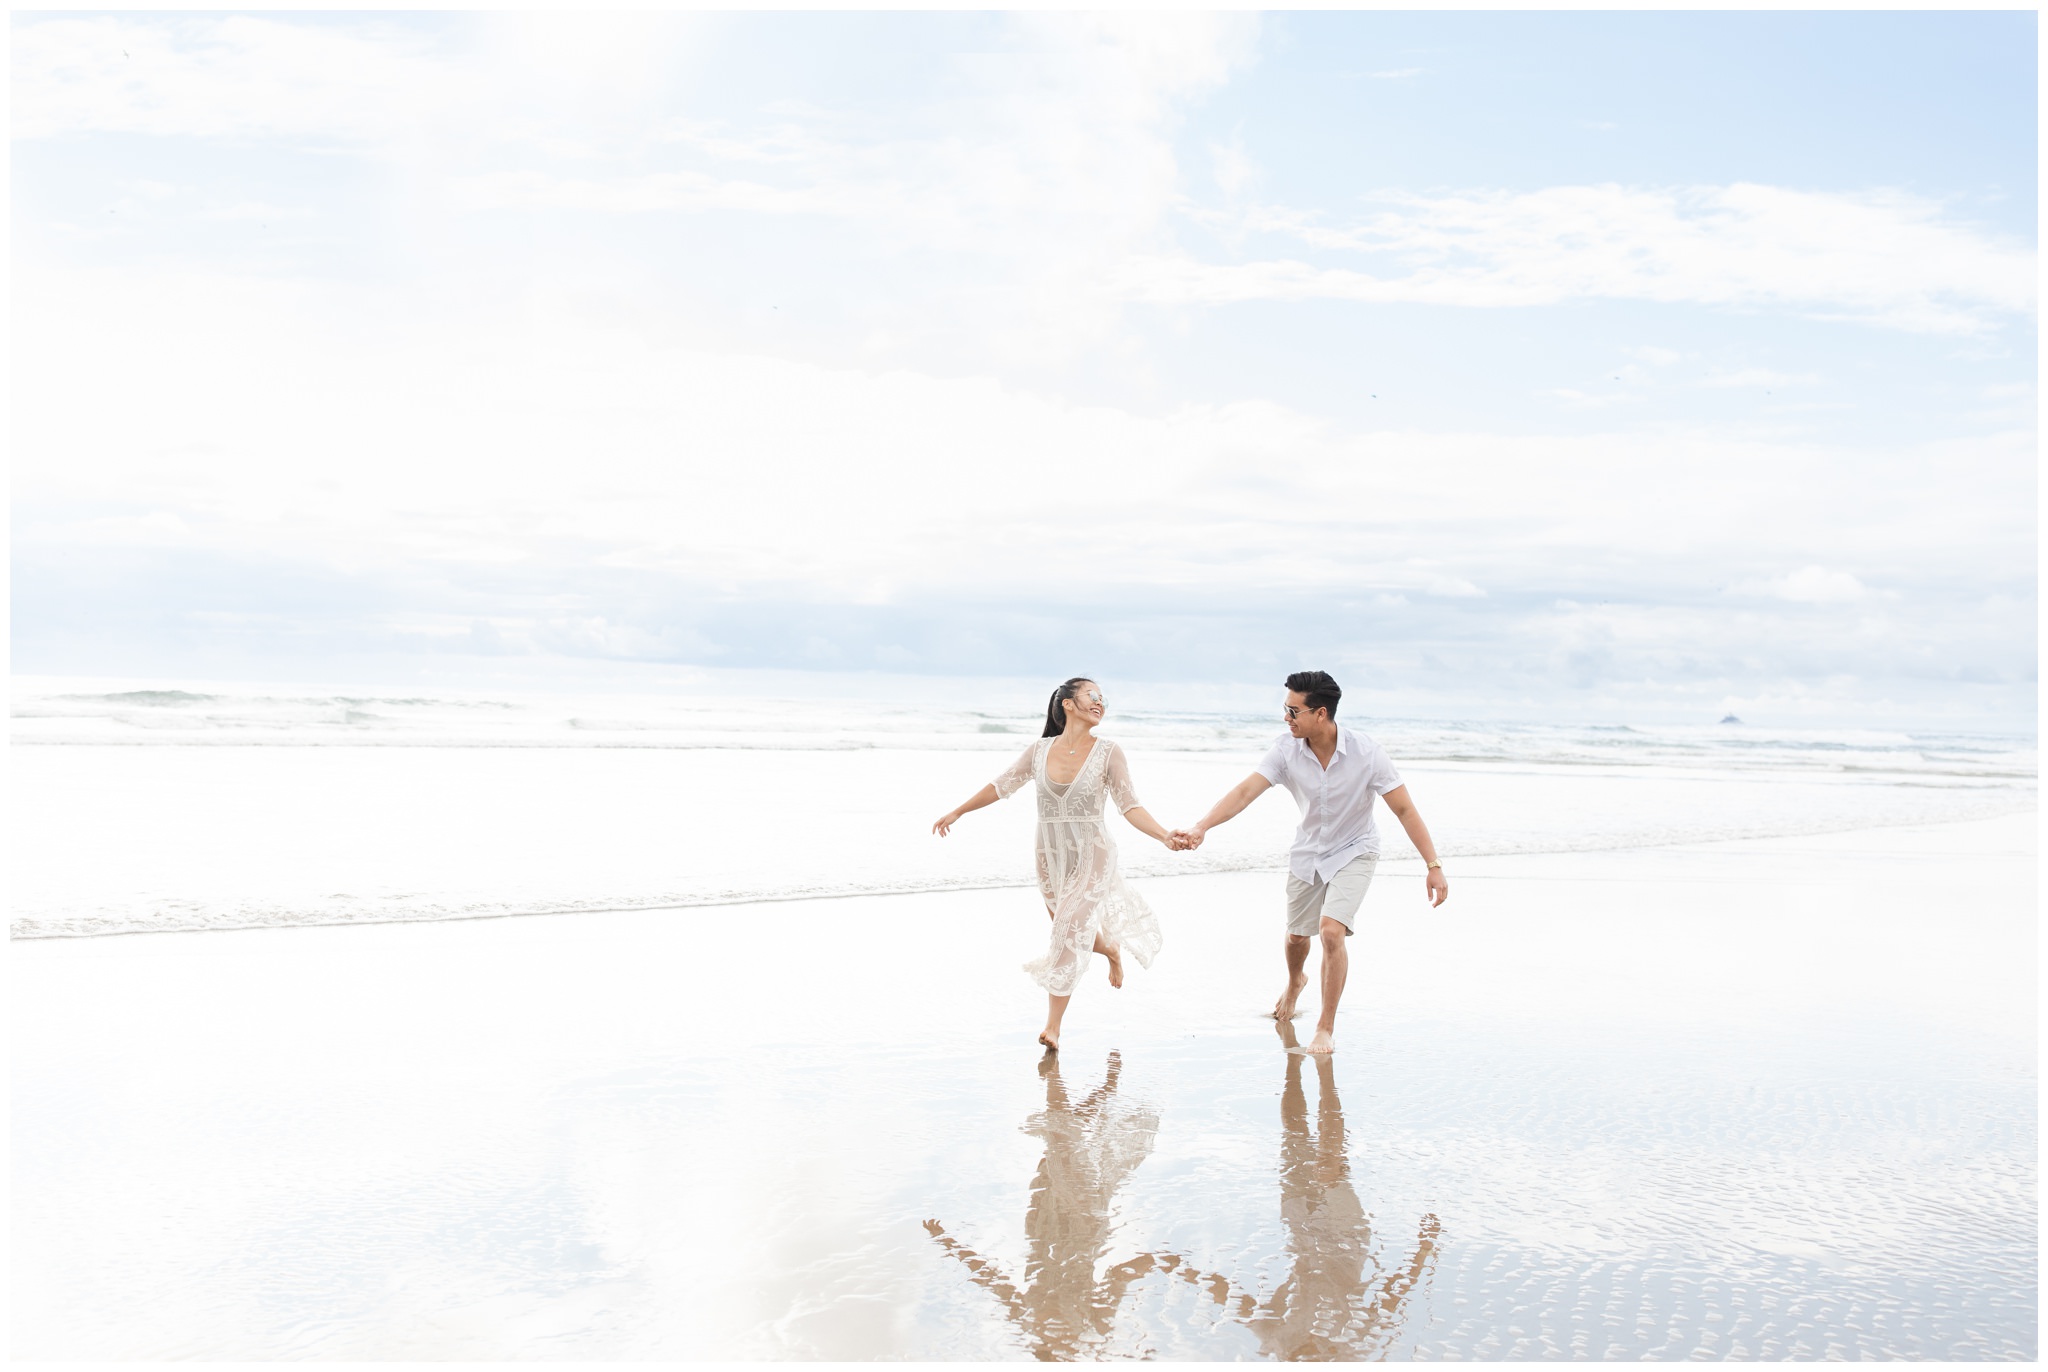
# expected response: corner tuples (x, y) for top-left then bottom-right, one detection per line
(1285, 855), (1378, 937)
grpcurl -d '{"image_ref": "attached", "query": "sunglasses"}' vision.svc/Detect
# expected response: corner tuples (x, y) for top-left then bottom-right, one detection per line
(1283, 704), (1322, 720)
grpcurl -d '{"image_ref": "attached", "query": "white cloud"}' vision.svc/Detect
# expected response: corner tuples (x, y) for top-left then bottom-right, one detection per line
(1738, 568), (1870, 604)
(655, 118), (835, 167)
(198, 201), (314, 223)
(15, 268), (2032, 606)
(1700, 369), (1820, 389)
(1540, 387), (1639, 411)
(11, 258), (2032, 709)
(14, 12), (1263, 373)
(10, 12), (708, 149)
(1158, 184), (2035, 333)
(8, 13), (2034, 709)
(10, 15), (480, 144)
(21, 14), (2022, 355)
(1210, 137), (1255, 197)
(447, 169), (842, 217)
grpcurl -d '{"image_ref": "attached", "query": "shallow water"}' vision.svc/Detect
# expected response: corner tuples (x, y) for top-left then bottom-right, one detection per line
(13, 817), (2034, 1358)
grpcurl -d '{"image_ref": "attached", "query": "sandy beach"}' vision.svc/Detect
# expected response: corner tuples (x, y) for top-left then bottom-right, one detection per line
(13, 811), (2034, 1359)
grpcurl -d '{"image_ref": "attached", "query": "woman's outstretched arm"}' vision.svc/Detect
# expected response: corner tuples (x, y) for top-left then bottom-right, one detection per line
(1120, 805), (1176, 847)
(936, 743), (1035, 836)
(933, 783), (999, 837)
(1102, 744), (1177, 849)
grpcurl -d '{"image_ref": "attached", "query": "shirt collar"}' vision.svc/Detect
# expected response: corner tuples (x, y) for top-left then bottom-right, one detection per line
(1293, 728), (1349, 758)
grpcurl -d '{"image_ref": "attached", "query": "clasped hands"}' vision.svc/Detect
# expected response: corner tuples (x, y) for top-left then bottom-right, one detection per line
(1163, 827), (1205, 852)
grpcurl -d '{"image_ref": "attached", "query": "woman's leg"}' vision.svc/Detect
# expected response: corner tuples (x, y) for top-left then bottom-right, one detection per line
(1035, 901), (1105, 1046)
(1040, 992), (1070, 1050)
(1092, 928), (1124, 988)
(1063, 895), (1124, 990)
(1037, 904), (1069, 1049)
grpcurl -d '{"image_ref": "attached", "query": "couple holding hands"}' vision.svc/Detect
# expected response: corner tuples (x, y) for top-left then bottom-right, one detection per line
(933, 671), (1448, 1055)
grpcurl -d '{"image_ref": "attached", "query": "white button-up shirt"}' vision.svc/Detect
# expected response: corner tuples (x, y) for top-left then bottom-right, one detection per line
(1255, 726), (1405, 885)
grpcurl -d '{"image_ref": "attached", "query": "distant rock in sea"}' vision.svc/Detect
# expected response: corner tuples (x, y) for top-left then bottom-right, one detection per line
(1720, 714), (1743, 724)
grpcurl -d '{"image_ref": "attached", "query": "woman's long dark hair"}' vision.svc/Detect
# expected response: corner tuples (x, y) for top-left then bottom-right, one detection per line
(1042, 677), (1095, 737)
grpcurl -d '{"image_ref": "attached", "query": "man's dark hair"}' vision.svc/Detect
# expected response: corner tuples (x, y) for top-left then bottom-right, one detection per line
(1284, 670), (1341, 719)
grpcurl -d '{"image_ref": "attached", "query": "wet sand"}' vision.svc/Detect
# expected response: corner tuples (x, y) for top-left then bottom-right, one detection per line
(12, 814), (2035, 1359)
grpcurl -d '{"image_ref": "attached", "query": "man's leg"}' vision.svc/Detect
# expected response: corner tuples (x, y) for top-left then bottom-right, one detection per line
(1276, 874), (1321, 1019)
(1275, 934), (1312, 1020)
(1306, 916), (1348, 1054)
(1305, 856), (1374, 1055)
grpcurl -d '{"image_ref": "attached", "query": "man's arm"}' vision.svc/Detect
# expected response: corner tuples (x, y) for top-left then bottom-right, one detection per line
(1177, 773), (1271, 849)
(1381, 784), (1448, 907)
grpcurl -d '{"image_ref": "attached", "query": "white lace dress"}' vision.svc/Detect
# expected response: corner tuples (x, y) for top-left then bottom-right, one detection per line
(992, 737), (1164, 996)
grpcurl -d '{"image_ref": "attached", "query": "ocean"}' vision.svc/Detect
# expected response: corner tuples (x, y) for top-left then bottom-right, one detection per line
(12, 675), (2034, 939)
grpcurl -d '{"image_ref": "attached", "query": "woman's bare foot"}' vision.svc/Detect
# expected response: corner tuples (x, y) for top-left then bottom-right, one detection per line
(1102, 943), (1125, 989)
(1270, 974), (1308, 1020)
(1038, 1031), (1059, 1052)
(1305, 1027), (1336, 1054)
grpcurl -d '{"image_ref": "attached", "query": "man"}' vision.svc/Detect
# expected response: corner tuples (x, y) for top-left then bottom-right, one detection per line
(1173, 671), (1447, 1054)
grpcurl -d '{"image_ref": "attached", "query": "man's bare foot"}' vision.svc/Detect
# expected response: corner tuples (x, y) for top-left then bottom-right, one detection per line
(1305, 1027), (1336, 1054)
(1102, 943), (1125, 989)
(1270, 975), (1308, 1020)
(1038, 1031), (1059, 1052)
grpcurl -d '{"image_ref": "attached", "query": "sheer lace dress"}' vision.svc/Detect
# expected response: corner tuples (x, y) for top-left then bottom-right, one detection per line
(992, 737), (1164, 996)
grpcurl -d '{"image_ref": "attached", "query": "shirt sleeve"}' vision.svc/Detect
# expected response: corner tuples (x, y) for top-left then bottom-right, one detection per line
(1254, 736), (1290, 787)
(1368, 741), (1405, 796)
(1102, 742), (1142, 814)
(991, 743), (1037, 800)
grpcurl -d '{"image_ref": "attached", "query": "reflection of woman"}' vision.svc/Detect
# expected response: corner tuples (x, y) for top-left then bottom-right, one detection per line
(925, 1052), (1164, 1358)
(933, 678), (1174, 1050)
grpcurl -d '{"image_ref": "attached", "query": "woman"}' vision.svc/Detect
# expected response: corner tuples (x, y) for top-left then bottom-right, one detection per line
(933, 677), (1175, 1051)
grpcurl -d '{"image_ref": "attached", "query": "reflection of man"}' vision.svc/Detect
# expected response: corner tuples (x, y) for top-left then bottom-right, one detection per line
(1175, 670), (1448, 1054)
(924, 1052), (1164, 1359)
(1168, 1021), (1441, 1358)
(1253, 1018), (1441, 1358)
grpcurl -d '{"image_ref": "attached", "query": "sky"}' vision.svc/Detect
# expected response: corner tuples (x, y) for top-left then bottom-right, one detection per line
(10, 11), (2038, 725)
